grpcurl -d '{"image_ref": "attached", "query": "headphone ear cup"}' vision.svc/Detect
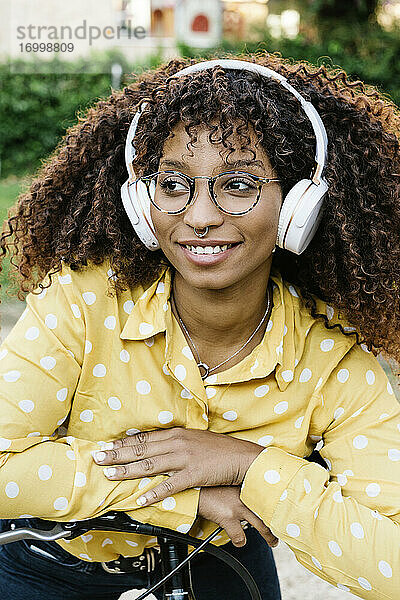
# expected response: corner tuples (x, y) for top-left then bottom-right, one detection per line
(136, 180), (156, 234)
(121, 179), (140, 226)
(277, 178), (328, 254)
(121, 179), (160, 250)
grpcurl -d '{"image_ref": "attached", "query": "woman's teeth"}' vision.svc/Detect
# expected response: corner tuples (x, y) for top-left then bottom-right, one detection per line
(184, 244), (233, 255)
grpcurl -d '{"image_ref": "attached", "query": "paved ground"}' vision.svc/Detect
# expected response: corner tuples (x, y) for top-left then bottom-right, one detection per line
(1, 300), (399, 599)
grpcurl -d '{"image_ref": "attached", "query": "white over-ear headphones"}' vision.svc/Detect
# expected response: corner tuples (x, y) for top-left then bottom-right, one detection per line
(121, 59), (329, 255)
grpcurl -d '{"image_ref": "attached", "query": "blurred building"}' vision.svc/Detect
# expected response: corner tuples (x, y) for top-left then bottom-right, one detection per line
(223, 0), (269, 41)
(0, 0), (271, 64)
(150, 0), (223, 48)
(148, 0), (269, 45)
(4, 0), (398, 66)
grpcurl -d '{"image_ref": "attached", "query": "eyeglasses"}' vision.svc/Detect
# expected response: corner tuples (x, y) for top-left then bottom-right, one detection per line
(134, 170), (280, 216)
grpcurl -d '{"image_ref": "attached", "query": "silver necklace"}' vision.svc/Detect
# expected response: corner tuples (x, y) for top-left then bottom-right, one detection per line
(171, 284), (272, 380)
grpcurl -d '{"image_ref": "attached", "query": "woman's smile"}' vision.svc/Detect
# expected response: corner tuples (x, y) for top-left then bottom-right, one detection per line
(178, 240), (242, 265)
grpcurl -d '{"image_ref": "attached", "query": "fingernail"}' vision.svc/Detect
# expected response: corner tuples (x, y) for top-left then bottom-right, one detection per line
(101, 442), (114, 450)
(103, 467), (117, 477)
(136, 496), (147, 506)
(93, 451), (106, 462)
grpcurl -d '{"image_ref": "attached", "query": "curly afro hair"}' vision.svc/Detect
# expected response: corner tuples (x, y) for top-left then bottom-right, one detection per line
(2, 50), (400, 368)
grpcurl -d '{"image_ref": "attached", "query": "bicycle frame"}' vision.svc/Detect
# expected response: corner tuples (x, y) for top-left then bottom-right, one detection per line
(0, 511), (262, 600)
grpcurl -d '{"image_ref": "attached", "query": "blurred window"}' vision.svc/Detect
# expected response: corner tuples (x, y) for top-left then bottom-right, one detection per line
(191, 14), (209, 32)
(152, 8), (164, 35)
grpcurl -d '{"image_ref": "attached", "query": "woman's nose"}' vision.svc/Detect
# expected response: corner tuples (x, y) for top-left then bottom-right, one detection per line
(182, 179), (224, 230)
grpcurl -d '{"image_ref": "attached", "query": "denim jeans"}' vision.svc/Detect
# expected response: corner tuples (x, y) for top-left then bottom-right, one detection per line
(0, 518), (281, 600)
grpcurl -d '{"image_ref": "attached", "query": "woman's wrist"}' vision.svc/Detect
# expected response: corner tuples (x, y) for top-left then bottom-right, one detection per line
(237, 442), (265, 484)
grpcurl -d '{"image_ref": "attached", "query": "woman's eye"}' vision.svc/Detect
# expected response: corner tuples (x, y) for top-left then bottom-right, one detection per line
(224, 178), (256, 192)
(159, 178), (189, 193)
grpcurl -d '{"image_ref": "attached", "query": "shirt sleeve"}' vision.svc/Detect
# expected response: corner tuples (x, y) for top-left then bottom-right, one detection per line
(0, 265), (199, 531)
(240, 343), (400, 600)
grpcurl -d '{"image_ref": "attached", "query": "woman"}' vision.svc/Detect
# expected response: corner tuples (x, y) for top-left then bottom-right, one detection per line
(0, 50), (399, 600)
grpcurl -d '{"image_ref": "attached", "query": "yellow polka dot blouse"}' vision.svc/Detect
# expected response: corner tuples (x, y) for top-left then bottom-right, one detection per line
(0, 259), (399, 599)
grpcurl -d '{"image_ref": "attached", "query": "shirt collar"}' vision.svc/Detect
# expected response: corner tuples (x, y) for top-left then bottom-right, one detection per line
(120, 268), (171, 341)
(120, 266), (317, 392)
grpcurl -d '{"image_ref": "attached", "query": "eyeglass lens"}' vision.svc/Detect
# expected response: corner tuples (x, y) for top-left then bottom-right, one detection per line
(147, 171), (261, 214)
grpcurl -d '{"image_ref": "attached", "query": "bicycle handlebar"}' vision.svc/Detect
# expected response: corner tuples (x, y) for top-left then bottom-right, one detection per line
(0, 511), (262, 600)
(0, 522), (68, 545)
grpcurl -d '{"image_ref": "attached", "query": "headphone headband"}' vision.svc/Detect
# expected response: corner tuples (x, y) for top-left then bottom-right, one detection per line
(170, 60), (328, 181)
(122, 58), (329, 254)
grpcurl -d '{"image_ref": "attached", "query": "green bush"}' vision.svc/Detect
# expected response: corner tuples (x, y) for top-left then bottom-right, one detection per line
(0, 175), (32, 301)
(0, 48), (163, 179)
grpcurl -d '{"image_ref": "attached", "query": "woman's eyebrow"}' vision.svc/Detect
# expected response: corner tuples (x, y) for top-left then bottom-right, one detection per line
(159, 158), (266, 173)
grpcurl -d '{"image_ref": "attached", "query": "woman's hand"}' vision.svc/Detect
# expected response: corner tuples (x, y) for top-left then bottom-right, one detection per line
(92, 427), (264, 506)
(198, 486), (279, 549)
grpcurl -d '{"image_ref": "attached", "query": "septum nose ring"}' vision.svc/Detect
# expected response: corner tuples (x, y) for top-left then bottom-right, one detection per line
(193, 227), (209, 238)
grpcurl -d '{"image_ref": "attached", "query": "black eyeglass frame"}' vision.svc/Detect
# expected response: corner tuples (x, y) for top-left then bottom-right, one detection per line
(133, 170), (281, 216)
